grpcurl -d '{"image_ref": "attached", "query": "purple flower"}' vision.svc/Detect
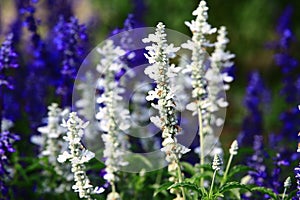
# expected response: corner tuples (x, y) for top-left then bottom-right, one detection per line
(0, 130), (20, 197)
(20, 3), (50, 126)
(272, 5), (299, 103)
(53, 16), (87, 106)
(295, 165), (300, 198)
(247, 135), (267, 186)
(110, 14), (147, 82)
(0, 33), (18, 90)
(238, 72), (270, 146)
(270, 153), (289, 193)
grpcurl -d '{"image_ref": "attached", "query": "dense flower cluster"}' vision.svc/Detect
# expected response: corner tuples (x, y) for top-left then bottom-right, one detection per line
(31, 103), (73, 193)
(95, 40), (131, 198)
(0, 121), (19, 197)
(54, 16), (87, 105)
(143, 22), (190, 199)
(238, 72), (270, 146)
(58, 112), (102, 199)
(0, 33), (18, 89)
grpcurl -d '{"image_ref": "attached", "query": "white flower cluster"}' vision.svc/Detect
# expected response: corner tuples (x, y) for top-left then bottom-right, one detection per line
(58, 112), (102, 199)
(210, 26), (235, 90)
(1, 118), (13, 131)
(95, 40), (130, 192)
(229, 140), (239, 155)
(35, 103), (66, 166)
(76, 71), (98, 139)
(31, 103), (72, 193)
(212, 154), (222, 171)
(205, 26), (235, 130)
(143, 22), (190, 164)
(183, 0), (235, 161)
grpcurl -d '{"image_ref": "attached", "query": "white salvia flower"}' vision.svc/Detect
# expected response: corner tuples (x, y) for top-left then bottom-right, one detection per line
(182, 1), (216, 155)
(284, 176), (291, 188)
(143, 23), (190, 199)
(143, 22), (189, 160)
(76, 71), (98, 140)
(107, 192), (120, 200)
(96, 40), (130, 194)
(229, 140), (239, 155)
(58, 112), (97, 200)
(1, 118), (13, 132)
(211, 26), (235, 71)
(35, 103), (67, 170)
(31, 103), (73, 193)
(212, 154), (223, 171)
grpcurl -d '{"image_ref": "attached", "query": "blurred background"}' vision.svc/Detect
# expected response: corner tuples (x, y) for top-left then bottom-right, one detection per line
(1, 0), (300, 146)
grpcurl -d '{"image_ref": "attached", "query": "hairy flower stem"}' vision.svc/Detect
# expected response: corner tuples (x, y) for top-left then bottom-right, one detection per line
(209, 170), (217, 198)
(176, 161), (186, 200)
(221, 153), (233, 185)
(197, 106), (204, 187)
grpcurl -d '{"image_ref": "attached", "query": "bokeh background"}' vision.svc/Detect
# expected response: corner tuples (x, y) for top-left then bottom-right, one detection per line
(2, 0), (299, 145)
(1, 0), (300, 199)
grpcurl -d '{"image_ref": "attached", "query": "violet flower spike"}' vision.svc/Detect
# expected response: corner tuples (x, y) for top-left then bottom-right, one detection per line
(54, 16), (87, 106)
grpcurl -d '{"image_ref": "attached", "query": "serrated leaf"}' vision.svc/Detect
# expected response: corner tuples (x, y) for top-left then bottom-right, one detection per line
(181, 162), (196, 175)
(251, 187), (279, 200)
(153, 182), (173, 197)
(227, 165), (253, 180)
(168, 181), (200, 193)
(219, 181), (251, 194)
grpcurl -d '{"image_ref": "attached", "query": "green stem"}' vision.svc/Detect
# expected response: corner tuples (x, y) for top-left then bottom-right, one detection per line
(197, 105), (204, 187)
(177, 162), (186, 200)
(111, 181), (116, 194)
(282, 188), (287, 200)
(209, 170), (217, 198)
(221, 154), (233, 186)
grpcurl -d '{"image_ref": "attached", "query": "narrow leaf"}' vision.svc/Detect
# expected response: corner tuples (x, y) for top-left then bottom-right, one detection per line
(219, 181), (251, 194)
(153, 182), (173, 197)
(251, 187), (279, 200)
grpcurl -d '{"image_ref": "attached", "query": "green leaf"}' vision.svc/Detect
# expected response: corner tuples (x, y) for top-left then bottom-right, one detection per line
(251, 187), (279, 200)
(286, 189), (297, 200)
(190, 171), (214, 183)
(227, 165), (253, 180)
(219, 181), (251, 194)
(168, 181), (200, 193)
(212, 192), (224, 199)
(181, 162), (196, 175)
(153, 182), (173, 197)
(195, 164), (213, 172)
(125, 154), (153, 170)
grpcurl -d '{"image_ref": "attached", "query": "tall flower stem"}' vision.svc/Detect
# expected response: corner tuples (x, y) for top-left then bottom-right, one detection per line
(221, 154), (233, 185)
(282, 188), (287, 200)
(176, 161), (186, 200)
(209, 170), (217, 198)
(197, 106), (204, 187)
(221, 140), (238, 185)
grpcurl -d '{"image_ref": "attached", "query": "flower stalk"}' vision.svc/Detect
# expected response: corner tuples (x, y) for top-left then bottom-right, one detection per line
(143, 22), (190, 199)
(221, 140), (238, 185)
(209, 154), (222, 198)
(282, 176), (291, 200)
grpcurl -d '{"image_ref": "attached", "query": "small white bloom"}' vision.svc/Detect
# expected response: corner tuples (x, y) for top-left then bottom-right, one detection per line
(229, 140), (239, 155)
(57, 151), (71, 163)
